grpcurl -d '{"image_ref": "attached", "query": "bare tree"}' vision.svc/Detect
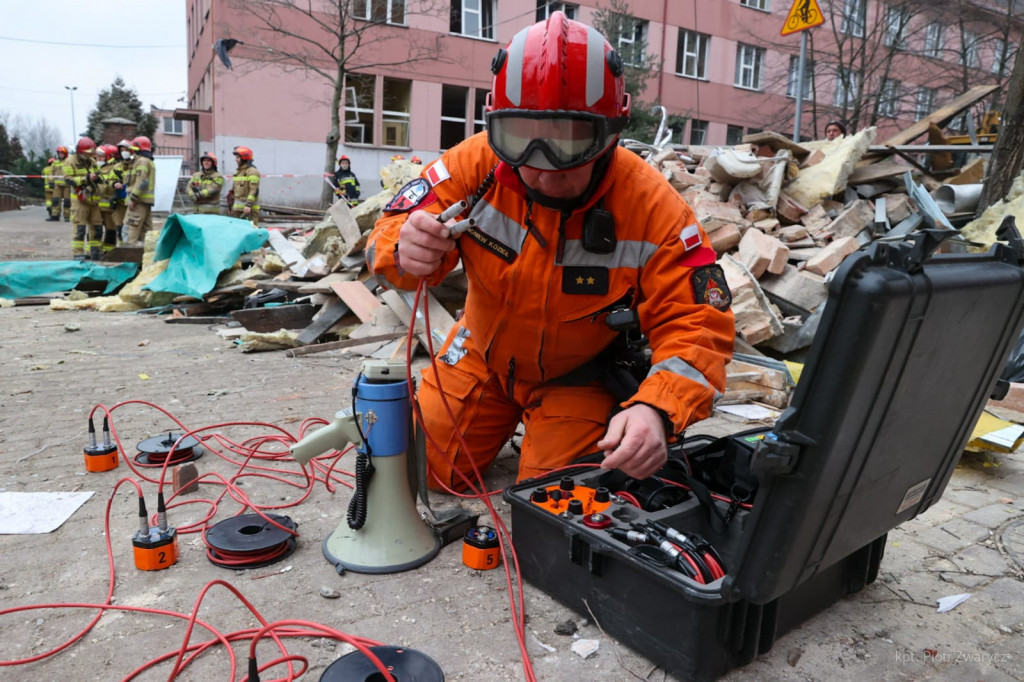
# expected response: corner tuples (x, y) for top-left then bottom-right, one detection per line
(0, 111), (62, 160)
(977, 42), (1024, 213)
(226, 0), (445, 206)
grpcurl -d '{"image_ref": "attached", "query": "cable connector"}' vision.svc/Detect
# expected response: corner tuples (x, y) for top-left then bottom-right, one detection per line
(83, 416), (119, 473)
(132, 492), (178, 571)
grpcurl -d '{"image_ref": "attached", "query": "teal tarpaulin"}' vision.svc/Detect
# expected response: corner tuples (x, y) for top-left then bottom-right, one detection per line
(143, 214), (269, 299)
(0, 261), (139, 299)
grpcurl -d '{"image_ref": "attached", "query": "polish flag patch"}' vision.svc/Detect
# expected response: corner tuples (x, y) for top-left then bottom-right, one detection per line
(425, 159), (450, 187)
(680, 223), (702, 251)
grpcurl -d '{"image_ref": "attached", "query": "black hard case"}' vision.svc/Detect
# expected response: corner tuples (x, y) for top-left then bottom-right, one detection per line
(504, 236), (1024, 680)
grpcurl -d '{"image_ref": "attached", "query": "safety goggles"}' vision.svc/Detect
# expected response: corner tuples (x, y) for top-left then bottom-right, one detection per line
(486, 111), (627, 170)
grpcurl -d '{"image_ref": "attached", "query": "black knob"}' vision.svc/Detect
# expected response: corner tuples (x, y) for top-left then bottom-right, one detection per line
(567, 499), (584, 515)
(594, 487), (610, 503)
(559, 476), (575, 492)
(531, 487), (548, 503)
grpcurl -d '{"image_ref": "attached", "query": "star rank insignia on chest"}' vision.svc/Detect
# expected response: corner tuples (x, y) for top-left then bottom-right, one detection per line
(691, 264), (732, 311)
(562, 266), (609, 295)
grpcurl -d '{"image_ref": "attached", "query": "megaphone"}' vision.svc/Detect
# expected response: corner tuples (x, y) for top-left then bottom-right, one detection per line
(291, 359), (440, 574)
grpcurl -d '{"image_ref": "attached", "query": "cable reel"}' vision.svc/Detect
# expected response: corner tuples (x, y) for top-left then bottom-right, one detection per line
(205, 513), (298, 569)
(134, 432), (205, 466)
(320, 645), (444, 682)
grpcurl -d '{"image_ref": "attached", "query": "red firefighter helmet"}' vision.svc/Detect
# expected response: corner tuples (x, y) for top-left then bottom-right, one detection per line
(76, 137), (96, 154)
(56, 146), (69, 158)
(338, 154), (350, 163)
(390, 154), (405, 161)
(131, 136), (152, 152)
(200, 151), (218, 169)
(97, 144), (116, 161)
(233, 146), (253, 161)
(410, 155), (422, 164)
(486, 11), (630, 170)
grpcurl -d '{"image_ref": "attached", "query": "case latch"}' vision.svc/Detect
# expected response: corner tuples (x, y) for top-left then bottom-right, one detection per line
(749, 433), (801, 477)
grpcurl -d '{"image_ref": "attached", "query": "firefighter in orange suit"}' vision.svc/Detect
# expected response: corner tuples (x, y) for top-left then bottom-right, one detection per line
(366, 12), (735, 491)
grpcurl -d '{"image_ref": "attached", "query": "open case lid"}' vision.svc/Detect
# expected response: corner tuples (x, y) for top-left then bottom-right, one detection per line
(726, 229), (1024, 604)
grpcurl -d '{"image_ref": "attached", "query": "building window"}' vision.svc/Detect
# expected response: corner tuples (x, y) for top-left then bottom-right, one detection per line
(786, 55), (813, 98)
(923, 22), (943, 58)
(734, 44), (764, 91)
(382, 77), (411, 148)
(740, 0), (769, 10)
(451, 0), (495, 40)
(614, 17), (648, 67)
(840, 0), (865, 37)
(676, 29), (710, 80)
(536, 1), (577, 20)
(961, 31), (980, 69)
(992, 39), (1012, 75)
(162, 117), (184, 135)
(833, 68), (860, 108)
(884, 6), (908, 49)
(440, 84), (468, 151)
(344, 74), (376, 145)
(726, 125), (745, 146)
(877, 78), (901, 118)
(915, 87), (935, 120)
(473, 89), (488, 134)
(354, 0), (406, 24)
(689, 119), (708, 145)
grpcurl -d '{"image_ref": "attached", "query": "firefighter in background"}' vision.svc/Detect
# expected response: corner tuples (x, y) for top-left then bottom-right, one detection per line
(124, 136), (155, 244)
(230, 146), (261, 226)
(51, 146), (71, 222)
(187, 152), (224, 214)
(65, 137), (103, 260)
(111, 139), (133, 239)
(368, 12), (734, 489)
(42, 158), (57, 221)
(333, 154), (361, 204)
(95, 144), (122, 254)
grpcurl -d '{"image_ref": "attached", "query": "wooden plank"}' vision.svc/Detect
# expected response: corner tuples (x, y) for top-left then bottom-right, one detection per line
(229, 304), (318, 332)
(266, 229), (304, 266)
(878, 84), (1001, 147)
(846, 160), (911, 185)
(395, 288), (457, 347)
(164, 316), (233, 324)
(242, 279), (306, 292)
(379, 289), (428, 348)
(101, 246), (143, 263)
(285, 332), (406, 357)
(330, 281), (382, 323)
(295, 298), (351, 346)
(297, 272), (358, 295)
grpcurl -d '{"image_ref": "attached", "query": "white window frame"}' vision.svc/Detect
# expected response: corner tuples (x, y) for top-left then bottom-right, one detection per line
(538, 1), (578, 20)
(353, 0), (407, 25)
(915, 87), (935, 120)
(162, 117), (184, 135)
(786, 55), (813, 98)
(923, 22), (943, 58)
(740, 0), (770, 11)
(617, 17), (649, 67)
(877, 78), (901, 118)
(689, 119), (708, 146)
(833, 67), (860, 108)
(677, 29), (710, 80)
(840, 0), (866, 38)
(453, 0), (496, 40)
(734, 43), (764, 91)
(344, 75), (376, 145)
(961, 30), (980, 69)
(382, 77), (411, 148)
(992, 38), (1010, 74)
(884, 6), (909, 49)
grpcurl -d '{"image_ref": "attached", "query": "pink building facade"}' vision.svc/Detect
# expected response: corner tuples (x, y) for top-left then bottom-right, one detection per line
(180, 0), (1020, 204)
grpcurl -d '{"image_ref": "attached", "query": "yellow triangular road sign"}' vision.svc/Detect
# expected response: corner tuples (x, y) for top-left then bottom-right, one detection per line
(781, 0), (826, 36)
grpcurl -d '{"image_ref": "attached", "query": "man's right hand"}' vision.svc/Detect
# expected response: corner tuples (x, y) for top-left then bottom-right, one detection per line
(396, 209), (457, 277)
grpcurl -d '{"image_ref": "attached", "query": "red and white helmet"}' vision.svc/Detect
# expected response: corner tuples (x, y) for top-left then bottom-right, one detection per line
(76, 137), (96, 154)
(486, 11), (630, 170)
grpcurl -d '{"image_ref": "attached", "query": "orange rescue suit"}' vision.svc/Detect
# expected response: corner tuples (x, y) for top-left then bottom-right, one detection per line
(367, 132), (735, 489)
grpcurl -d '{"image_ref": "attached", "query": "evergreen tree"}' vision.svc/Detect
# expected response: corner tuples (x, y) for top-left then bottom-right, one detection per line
(0, 123), (26, 169)
(84, 77), (158, 145)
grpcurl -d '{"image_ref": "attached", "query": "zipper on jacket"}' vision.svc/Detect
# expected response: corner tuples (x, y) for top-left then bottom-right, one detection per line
(524, 200), (547, 249)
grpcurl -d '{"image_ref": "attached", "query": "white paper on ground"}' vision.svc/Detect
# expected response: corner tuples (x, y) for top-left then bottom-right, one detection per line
(0, 491), (95, 534)
(936, 593), (972, 613)
(716, 403), (781, 421)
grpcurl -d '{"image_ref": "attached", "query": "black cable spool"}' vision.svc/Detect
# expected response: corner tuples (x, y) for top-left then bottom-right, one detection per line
(205, 513), (297, 569)
(320, 645), (444, 681)
(134, 432), (204, 465)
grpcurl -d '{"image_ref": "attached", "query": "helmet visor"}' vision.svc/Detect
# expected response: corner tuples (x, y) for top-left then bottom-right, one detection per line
(487, 111), (625, 170)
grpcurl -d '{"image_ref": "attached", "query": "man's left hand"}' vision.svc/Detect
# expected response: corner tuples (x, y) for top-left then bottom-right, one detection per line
(596, 404), (668, 480)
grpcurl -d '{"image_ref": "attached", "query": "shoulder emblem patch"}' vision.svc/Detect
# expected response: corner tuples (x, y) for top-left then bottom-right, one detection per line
(691, 265), (732, 311)
(680, 223), (702, 251)
(384, 178), (437, 213)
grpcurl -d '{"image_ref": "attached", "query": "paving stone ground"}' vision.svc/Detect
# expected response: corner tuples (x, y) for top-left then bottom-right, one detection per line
(1, 206), (1022, 680)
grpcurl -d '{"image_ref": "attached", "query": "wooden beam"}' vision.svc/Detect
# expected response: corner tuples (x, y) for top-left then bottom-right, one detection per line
(295, 298), (351, 346)
(286, 332), (405, 357)
(878, 84), (1001, 147)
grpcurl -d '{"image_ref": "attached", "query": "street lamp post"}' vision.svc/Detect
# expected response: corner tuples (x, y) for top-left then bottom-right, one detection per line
(64, 85), (77, 140)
